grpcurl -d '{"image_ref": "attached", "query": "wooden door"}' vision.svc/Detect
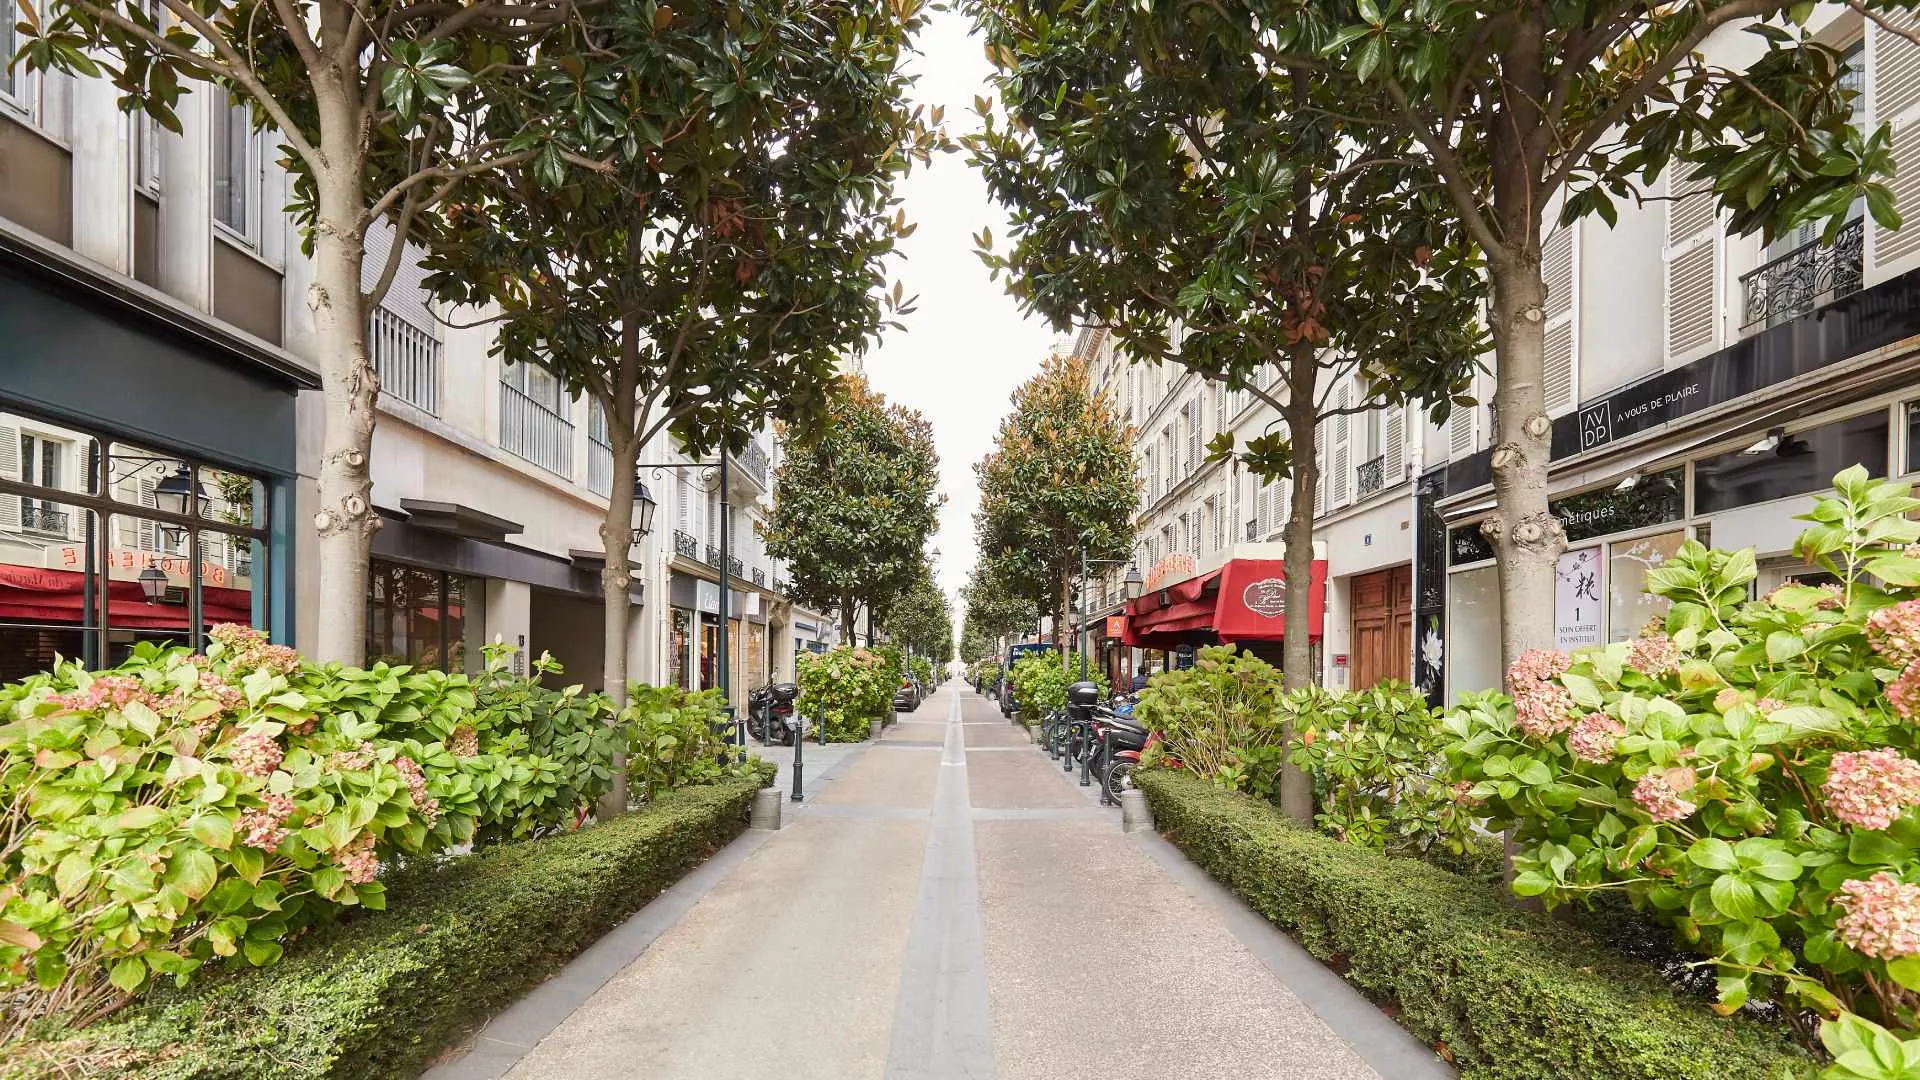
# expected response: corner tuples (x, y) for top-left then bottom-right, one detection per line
(1350, 566), (1413, 690)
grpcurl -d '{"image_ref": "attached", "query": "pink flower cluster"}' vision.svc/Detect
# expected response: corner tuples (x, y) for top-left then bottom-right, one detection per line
(1567, 713), (1625, 764)
(237, 794), (296, 851)
(1627, 633), (1679, 677)
(1870, 601), (1920, 668)
(51, 675), (152, 713)
(1889, 662), (1920, 720)
(1633, 768), (1697, 823)
(1823, 748), (1920, 831)
(1507, 650), (1577, 738)
(393, 755), (441, 825)
(1836, 872), (1920, 959)
(335, 832), (378, 885)
(158, 670), (248, 736)
(448, 725), (480, 758)
(327, 742), (376, 772)
(228, 730), (284, 778)
(1507, 649), (1571, 686)
(1449, 779), (1480, 806)
(209, 623), (300, 675)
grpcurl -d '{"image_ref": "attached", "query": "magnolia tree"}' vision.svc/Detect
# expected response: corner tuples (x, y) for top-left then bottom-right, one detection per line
(973, 352), (1137, 662)
(965, 0), (1485, 819)
(882, 563), (953, 660)
(1268, 0), (1910, 676)
(421, 0), (934, 811)
(17, 0), (613, 662)
(764, 376), (942, 641)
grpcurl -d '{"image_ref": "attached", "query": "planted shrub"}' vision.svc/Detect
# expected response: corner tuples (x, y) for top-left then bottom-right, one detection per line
(1134, 644), (1286, 797)
(1287, 681), (1473, 856)
(796, 646), (891, 741)
(620, 685), (754, 799)
(1007, 652), (1104, 723)
(0, 772), (768, 1080)
(1436, 468), (1920, 1062)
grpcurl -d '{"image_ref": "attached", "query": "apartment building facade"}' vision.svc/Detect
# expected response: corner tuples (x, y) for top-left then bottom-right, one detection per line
(1094, 3), (1920, 705)
(0, 21), (804, 698)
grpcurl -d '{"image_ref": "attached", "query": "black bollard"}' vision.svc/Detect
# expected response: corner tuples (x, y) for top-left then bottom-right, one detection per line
(1080, 727), (1092, 787)
(791, 715), (805, 802)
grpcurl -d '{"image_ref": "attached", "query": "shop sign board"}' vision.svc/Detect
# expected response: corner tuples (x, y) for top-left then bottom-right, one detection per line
(1555, 548), (1603, 652)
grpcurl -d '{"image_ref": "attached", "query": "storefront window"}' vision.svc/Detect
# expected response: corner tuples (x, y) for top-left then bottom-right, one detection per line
(0, 411), (271, 680)
(1446, 565), (1501, 701)
(670, 608), (692, 689)
(699, 614), (719, 689)
(1608, 530), (1688, 642)
(1695, 411), (1889, 514)
(366, 560), (474, 673)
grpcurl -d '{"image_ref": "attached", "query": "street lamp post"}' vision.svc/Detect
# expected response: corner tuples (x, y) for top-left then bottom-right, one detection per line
(1075, 540), (1145, 686)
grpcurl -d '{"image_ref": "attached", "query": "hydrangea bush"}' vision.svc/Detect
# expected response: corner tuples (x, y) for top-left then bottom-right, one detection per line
(796, 646), (892, 741)
(620, 685), (751, 799)
(1437, 467), (1920, 1054)
(1135, 645), (1286, 797)
(1286, 681), (1473, 855)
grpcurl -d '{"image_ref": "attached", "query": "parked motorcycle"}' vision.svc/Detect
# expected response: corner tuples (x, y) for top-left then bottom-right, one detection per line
(1091, 711), (1151, 802)
(746, 681), (800, 745)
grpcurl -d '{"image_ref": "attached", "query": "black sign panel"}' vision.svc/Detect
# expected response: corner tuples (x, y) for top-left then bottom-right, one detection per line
(1413, 468), (1448, 707)
(1447, 266), (1920, 494)
(1446, 466), (1684, 567)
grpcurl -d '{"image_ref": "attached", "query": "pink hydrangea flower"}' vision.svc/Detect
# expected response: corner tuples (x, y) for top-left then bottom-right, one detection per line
(1513, 679), (1578, 738)
(1633, 768), (1697, 823)
(1567, 713), (1625, 764)
(228, 730), (283, 778)
(1888, 660), (1920, 720)
(393, 755), (441, 825)
(1824, 749), (1920, 831)
(1627, 633), (1679, 677)
(1756, 697), (1784, 714)
(52, 675), (152, 713)
(1507, 649), (1571, 687)
(334, 832), (378, 885)
(237, 794), (296, 850)
(1449, 779), (1480, 806)
(448, 725), (480, 758)
(327, 742), (376, 771)
(209, 623), (301, 675)
(1869, 600), (1920, 668)
(1836, 873), (1920, 959)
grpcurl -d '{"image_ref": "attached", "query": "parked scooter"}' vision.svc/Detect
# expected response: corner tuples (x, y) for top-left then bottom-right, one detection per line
(1091, 711), (1151, 802)
(746, 681), (800, 745)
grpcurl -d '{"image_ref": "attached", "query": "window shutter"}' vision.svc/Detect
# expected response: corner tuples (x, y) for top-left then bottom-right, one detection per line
(1274, 481), (1289, 534)
(0, 426), (17, 530)
(138, 479), (157, 551)
(1329, 383), (1352, 507)
(1256, 483), (1270, 540)
(1874, 13), (1920, 272)
(1383, 405), (1405, 482)
(1664, 168), (1720, 363)
(360, 218), (437, 331)
(1314, 420), (1328, 513)
(1447, 379), (1477, 459)
(1542, 226), (1579, 413)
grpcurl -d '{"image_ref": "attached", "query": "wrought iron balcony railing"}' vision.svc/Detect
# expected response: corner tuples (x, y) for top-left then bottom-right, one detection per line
(1245, 519), (1258, 542)
(1356, 455), (1386, 500)
(1740, 218), (1864, 331)
(705, 543), (721, 566)
(20, 503), (68, 536)
(752, 567), (766, 587)
(674, 530), (699, 559)
(728, 556), (744, 579)
(736, 442), (769, 486)
(774, 578), (791, 595)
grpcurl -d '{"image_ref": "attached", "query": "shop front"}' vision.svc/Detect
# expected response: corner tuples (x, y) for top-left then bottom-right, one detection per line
(1434, 264), (1920, 702)
(1122, 557), (1328, 673)
(0, 230), (309, 681)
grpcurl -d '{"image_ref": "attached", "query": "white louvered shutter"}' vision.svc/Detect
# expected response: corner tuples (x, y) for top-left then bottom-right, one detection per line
(1542, 226), (1579, 414)
(1664, 167), (1720, 364)
(0, 425), (17, 530)
(1874, 14), (1920, 274)
(1383, 405), (1405, 482)
(1329, 383), (1352, 507)
(1314, 420), (1328, 514)
(1447, 371), (1478, 459)
(1274, 481), (1290, 534)
(138, 479), (157, 551)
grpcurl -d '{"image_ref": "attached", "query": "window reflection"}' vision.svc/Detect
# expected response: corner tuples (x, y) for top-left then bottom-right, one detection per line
(1609, 530), (1688, 642)
(367, 559), (475, 673)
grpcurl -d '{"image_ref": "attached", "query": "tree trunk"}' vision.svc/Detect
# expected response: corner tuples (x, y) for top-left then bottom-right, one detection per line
(309, 158), (379, 665)
(840, 597), (856, 643)
(1485, 237), (1564, 682)
(596, 393), (639, 818)
(1274, 349), (1319, 825)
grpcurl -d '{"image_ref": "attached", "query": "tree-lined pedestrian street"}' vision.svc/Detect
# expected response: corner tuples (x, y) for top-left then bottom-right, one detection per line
(426, 683), (1430, 1080)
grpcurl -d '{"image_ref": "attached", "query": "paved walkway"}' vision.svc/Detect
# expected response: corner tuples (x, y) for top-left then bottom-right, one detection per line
(425, 683), (1450, 1080)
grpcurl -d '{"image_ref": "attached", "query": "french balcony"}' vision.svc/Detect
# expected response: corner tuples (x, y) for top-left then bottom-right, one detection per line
(752, 567), (766, 587)
(728, 556), (744, 579)
(674, 530), (700, 560)
(705, 543), (721, 566)
(21, 503), (69, 537)
(1355, 455), (1385, 500)
(1740, 218), (1864, 332)
(370, 307), (440, 415)
(500, 382), (574, 476)
(1245, 519), (1258, 542)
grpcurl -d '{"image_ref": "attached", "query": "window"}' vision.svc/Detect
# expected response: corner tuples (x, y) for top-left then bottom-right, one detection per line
(212, 88), (259, 242)
(367, 560), (479, 674)
(1446, 565), (1500, 705)
(1608, 531), (1688, 643)
(587, 405), (613, 496)
(499, 362), (574, 474)
(1694, 412), (1889, 515)
(18, 432), (68, 536)
(0, 0), (19, 106)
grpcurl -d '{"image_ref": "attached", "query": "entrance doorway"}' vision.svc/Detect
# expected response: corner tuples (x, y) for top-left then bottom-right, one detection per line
(1350, 565), (1412, 690)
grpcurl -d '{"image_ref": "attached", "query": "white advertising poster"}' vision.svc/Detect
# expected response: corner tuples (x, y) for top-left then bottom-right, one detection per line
(1555, 547), (1604, 652)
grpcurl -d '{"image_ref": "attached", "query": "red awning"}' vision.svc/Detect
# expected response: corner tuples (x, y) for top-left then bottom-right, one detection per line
(1122, 558), (1326, 650)
(0, 564), (253, 630)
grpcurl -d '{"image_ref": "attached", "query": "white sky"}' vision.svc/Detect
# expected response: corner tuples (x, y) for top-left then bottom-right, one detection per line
(859, 7), (1063, 613)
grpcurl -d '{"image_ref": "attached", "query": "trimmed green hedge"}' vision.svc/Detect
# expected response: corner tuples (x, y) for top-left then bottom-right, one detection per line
(6, 770), (770, 1080)
(1136, 769), (1810, 1080)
